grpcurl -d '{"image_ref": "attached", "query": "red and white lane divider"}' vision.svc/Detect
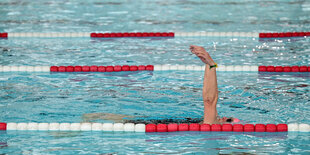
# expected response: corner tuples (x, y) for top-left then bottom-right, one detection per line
(0, 32), (309, 38)
(0, 32), (174, 38)
(0, 65), (308, 72)
(259, 32), (310, 38)
(0, 32), (256, 38)
(259, 66), (310, 72)
(91, 32), (174, 38)
(0, 33), (8, 38)
(0, 65), (309, 72)
(0, 122), (309, 132)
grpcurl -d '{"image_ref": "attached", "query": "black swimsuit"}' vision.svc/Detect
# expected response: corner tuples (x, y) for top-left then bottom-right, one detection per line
(124, 118), (203, 124)
(124, 117), (233, 124)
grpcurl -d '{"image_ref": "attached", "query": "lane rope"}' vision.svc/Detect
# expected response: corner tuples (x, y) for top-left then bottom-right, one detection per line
(0, 122), (309, 132)
(0, 65), (309, 72)
(1, 32), (309, 38)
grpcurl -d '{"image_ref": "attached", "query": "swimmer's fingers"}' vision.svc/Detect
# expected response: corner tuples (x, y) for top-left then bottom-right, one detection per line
(190, 45), (203, 53)
(190, 45), (201, 49)
(190, 45), (195, 50)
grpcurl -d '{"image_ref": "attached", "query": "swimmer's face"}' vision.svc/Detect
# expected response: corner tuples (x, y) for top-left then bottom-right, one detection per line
(226, 118), (233, 123)
(220, 117), (239, 123)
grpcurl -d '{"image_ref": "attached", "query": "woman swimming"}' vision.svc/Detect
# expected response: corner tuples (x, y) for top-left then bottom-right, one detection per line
(82, 45), (238, 124)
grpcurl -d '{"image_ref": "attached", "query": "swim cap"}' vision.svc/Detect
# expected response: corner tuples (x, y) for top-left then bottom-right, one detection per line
(233, 118), (240, 123)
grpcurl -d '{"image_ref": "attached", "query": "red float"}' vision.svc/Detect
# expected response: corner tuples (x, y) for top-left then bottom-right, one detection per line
(272, 33), (278, 37)
(106, 66), (114, 72)
(90, 66), (98, 72)
(110, 33), (116, 37)
(200, 124), (211, 131)
(123, 33), (129, 37)
(277, 124), (288, 132)
(267, 66), (275, 72)
(114, 65), (122, 72)
(244, 124), (255, 132)
(146, 124), (157, 132)
(58, 66), (66, 72)
(122, 65), (130, 71)
(259, 33), (266, 38)
(275, 66), (283, 72)
(292, 32), (299, 37)
(138, 65), (146, 71)
(278, 33), (285, 37)
(255, 124), (266, 132)
(136, 32), (142, 37)
(157, 124), (168, 132)
(146, 65), (154, 71)
(142, 33), (149, 37)
(298, 32), (305, 37)
(299, 66), (307, 72)
(161, 32), (168, 37)
(129, 33), (136, 37)
(233, 124), (244, 132)
(168, 32), (174, 37)
(130, 66), (138, 71)
(98, 66), (106, 72)
(211, 124), (222, 131)
(2, 33), (8, 38)
(291, 66), (299, 72)
(222, 124), (233, 131)
(284, 32), (292, 37)
(50, 66), (58, 72)
(258, 66), (267, 72)
(66, 66), (74, 72)
(82, 66), (90, 72)
(266, 124), (277, 132)
(116, 33), (123, 37)
(266, 33), (272, 38)
(149, 32), (155, 37)
(283, 66), (292, 72)
(155, 32), (161, 37)
(103, 33), (111, 38)
(97, 33), (104, 38)
(167, 123), (178, 132)
(178, 124), (189, 131)
(90, 33), (97, 38)
(189, 123), (200, 131)
(74, 66), (82, 72)
(0, 123), (6, 130)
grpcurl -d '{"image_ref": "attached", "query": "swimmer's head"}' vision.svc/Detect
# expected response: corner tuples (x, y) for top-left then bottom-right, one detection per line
(226, 117), (240, 123)
(233, 118), (240, 123)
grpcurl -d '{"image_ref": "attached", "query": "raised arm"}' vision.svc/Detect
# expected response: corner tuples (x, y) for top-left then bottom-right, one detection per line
(190, 45), (219, 124)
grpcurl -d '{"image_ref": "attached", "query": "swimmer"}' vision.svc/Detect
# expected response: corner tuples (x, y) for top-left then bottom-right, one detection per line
(83, 45), (238, 124)
(190, 45), (238, 124)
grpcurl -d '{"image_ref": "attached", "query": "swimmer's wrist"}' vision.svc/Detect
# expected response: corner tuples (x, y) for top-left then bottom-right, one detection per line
(209, 63), (217, 69)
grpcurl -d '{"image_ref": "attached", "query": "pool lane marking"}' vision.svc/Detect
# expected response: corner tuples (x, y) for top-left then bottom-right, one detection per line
(0, 65), (309, 72)
(1, 32), (309, 38)
(0, 122), (309, 132)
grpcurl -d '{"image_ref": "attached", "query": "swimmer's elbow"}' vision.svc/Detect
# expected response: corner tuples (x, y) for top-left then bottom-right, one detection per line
(203, 97), (217, 106)
(203, 93), (218, 105)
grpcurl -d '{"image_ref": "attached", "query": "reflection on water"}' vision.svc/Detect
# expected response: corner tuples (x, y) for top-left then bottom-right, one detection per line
(1, 131), (301, 154)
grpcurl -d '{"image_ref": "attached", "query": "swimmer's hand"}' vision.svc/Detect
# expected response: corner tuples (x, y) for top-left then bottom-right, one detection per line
(190, 45), (216, 66)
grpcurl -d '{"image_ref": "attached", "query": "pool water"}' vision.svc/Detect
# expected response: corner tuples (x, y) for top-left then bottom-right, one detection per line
(1, 0), (310, 154)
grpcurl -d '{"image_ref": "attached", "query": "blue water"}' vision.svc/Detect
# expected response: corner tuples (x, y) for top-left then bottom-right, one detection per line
(1, 0), (310, 154)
